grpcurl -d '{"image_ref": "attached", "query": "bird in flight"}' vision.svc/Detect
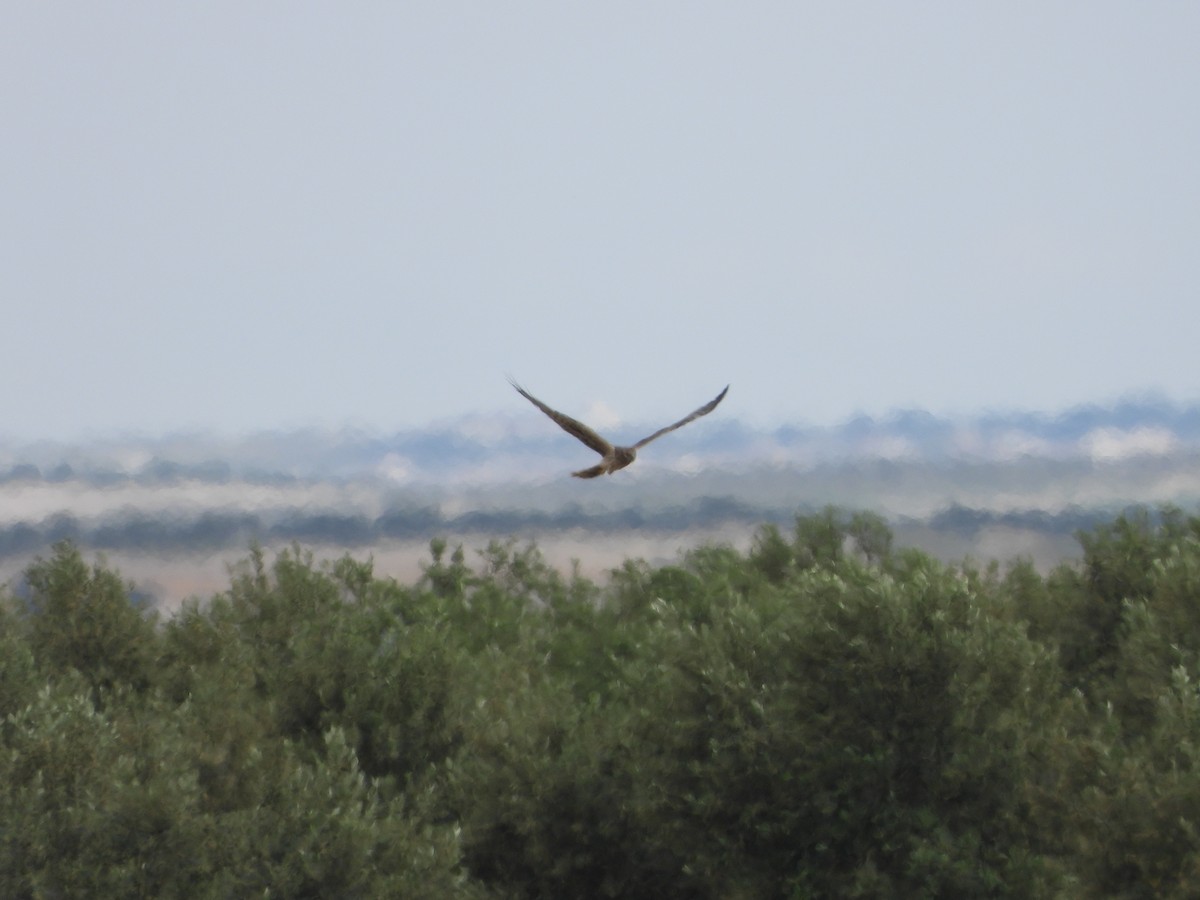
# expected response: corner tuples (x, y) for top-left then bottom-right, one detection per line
(509, 378), (729, 478)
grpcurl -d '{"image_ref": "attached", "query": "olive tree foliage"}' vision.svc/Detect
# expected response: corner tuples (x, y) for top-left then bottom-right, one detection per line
(22, 541), (158, 697)
(450, 518), (1067, 899)
(1052, 512), (1200, 898)
(7, 508), (1200, 897)
(0, 597), (39, 719)
(0, 541), (482, 899)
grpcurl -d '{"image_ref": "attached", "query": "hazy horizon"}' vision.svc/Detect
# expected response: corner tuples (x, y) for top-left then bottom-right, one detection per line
(2, 394), (1197, 610)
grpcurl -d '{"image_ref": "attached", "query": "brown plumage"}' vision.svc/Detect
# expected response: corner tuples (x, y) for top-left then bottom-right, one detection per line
(509, 379), (729, 478)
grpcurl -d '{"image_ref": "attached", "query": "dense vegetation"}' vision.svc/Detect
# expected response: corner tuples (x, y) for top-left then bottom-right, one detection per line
(3, 507), (1200, 897)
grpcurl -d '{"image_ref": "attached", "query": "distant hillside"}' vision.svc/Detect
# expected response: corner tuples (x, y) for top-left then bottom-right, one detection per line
(3, 395), (1198, 485)
(1, 397), (1198, 603)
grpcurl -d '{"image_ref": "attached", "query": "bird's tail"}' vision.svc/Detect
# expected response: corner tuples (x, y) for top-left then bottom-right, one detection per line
(571, 464), (606, 479)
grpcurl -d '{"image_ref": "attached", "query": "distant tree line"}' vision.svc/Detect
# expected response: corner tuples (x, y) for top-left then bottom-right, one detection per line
(0, 497), (780, 561)
(923, 501), (1119, 535)
(0, 498), (1133, 564)
(0, 459), (244, 486)
(3, 506), (1200, 895)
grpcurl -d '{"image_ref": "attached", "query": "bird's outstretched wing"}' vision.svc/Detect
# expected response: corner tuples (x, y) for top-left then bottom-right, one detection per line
(509, 378), (613, 456)
(632, 385), (729, 449)
(571, 462), (608, 479)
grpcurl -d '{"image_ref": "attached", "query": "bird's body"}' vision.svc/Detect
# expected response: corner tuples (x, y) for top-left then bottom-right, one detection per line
(509, 379), (728, 478)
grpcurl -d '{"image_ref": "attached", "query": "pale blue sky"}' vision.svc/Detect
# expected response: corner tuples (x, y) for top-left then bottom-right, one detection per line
(3, 4), (1198, 441)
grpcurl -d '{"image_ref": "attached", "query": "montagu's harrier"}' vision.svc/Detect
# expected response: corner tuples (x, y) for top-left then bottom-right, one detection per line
(509, 379), (729, 478)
